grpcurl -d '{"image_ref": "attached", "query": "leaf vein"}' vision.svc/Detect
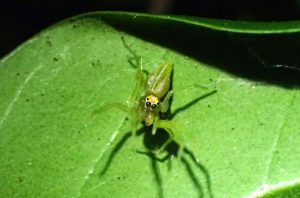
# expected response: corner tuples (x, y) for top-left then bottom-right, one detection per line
(0, 64), (44, 130)
(77, 116), (127, 197)
(262, 93), (296, 185)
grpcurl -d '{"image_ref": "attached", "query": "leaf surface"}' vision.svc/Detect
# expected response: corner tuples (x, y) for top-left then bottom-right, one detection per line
(0, 12), (300, 198)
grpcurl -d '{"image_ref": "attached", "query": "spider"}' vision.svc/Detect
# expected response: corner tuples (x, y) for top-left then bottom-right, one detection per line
(96, 37), (185, 155)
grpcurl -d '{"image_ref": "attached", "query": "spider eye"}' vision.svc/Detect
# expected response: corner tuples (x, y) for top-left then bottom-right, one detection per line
(151, 104), (157, 108)
(146, 101), (151, 107)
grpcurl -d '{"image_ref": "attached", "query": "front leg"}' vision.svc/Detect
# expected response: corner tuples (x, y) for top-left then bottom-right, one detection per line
(93, 103), (141, 136)
(155, 119), (185, 158)
(159, 90), (173, 113)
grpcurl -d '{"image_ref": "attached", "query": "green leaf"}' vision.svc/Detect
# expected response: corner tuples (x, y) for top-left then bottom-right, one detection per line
(1, 11), (300, 198)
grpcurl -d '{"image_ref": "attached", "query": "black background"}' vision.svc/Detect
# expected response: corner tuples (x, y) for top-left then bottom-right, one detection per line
(2, 0), (300, 57)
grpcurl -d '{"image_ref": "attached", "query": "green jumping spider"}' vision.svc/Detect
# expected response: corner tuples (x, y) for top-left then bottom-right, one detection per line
(96, 37), (188, 156)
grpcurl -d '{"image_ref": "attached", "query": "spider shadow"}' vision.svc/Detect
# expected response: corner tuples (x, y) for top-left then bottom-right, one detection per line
(98, 126), (214, 198)
(138, 89), (217, 198)
(98, 90), (216, 198)
(139, 127), (215, 198)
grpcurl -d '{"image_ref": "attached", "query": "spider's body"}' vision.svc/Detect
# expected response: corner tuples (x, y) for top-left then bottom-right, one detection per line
(135, 61), (173, 127)
(97, 38), (183, 154)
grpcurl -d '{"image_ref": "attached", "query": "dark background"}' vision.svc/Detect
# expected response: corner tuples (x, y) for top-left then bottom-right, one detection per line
(2, 0), (300, 58)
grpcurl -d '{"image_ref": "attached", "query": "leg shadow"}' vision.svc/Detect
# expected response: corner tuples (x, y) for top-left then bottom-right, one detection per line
(136, 150), (172, 198)
(170, 90), (217, 119)
(180, 155), (204, 198)
(99, 128), (145, 176)
(136, 127), (175, 198)
(98, 125), (169, 198)
(98, 125), (214, 198)
(139, 128), (214, 198)
(183, 147), (215, 198)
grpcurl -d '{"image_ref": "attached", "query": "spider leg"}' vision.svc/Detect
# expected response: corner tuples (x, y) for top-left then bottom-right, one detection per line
(95, 38), (146, 135)
(93, 102), (141, 136)
(121, 37), (145, 104)
(159, 90), (173, 113)
(155, 120), (185, 158)
(94, 102), (131, 114)
(152, 116), (159, 135)
(121, 37), (141, 67)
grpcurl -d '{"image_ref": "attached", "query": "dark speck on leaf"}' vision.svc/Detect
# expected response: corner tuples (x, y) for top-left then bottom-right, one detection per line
(46, 40), (52, 47)
(91, 60), (101, 67)
(25, 98), (30, 102)
(53, 57), (59, 62)
(18, 177), (23, 183)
